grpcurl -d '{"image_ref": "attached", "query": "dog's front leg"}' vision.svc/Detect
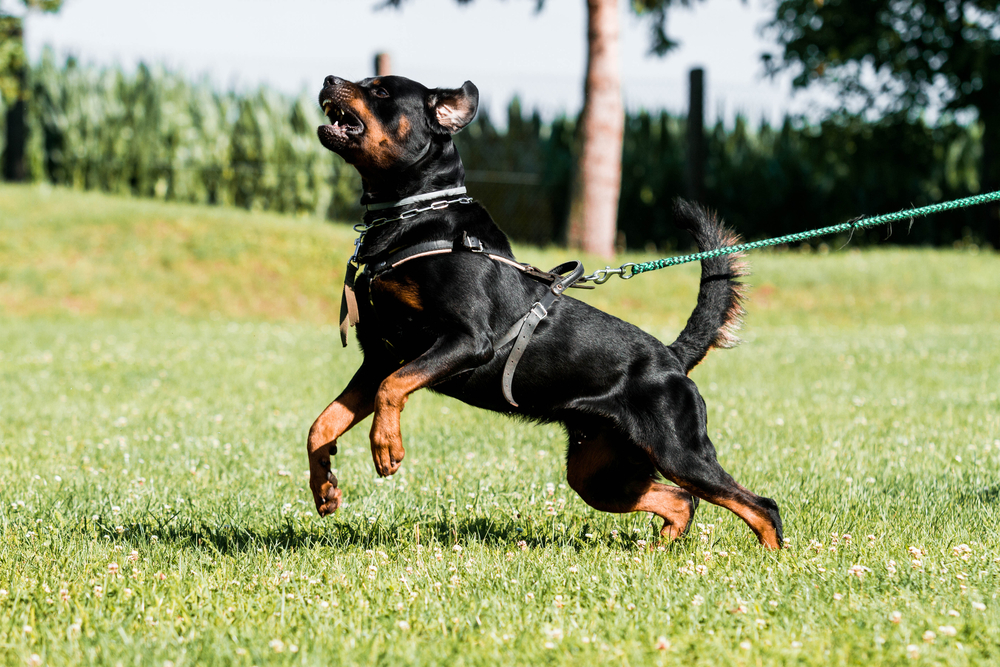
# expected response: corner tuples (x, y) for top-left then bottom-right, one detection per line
(370, 334), (492, 477)
(307, 365), (382, 516)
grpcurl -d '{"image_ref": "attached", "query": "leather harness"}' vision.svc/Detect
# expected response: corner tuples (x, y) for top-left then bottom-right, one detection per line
(342, 228), (587, 407)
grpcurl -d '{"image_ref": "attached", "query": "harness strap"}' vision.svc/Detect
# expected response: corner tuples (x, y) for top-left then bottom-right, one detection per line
(345, 233), (586, 407)
(367, 233), (594, 287)
(368, 240), (457, 274)
(339, 262), (361, 347)
(492, 260), (585, 407)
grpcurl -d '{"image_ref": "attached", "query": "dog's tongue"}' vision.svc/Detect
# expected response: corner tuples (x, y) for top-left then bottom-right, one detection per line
(318, 124), (348, 150)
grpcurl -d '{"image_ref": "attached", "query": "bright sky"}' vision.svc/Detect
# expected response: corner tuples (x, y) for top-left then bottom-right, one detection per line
(21, 0), (830, 125)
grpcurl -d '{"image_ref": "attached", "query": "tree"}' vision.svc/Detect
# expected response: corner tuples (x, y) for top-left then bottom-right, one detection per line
(764, 0), (1000, 247)
(383, 0), (696, 258)
(1, 0), (62, 181)
(565, 0), (623, 256)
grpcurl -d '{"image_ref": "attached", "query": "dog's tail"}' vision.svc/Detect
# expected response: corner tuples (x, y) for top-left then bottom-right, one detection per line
(667, 199), (749, 374)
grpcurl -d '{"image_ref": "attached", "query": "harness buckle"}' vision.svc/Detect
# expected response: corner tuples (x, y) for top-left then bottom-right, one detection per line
(463, 233), (484, 253)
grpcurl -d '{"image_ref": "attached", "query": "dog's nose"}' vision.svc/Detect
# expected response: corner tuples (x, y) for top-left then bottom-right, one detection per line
(324, 75), (345, 88)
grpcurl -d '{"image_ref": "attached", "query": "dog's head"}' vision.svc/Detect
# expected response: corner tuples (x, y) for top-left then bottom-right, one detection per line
(317, 75), (478, 199)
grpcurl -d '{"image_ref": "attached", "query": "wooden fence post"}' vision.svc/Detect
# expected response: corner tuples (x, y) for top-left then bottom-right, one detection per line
(374, 53), (392, 77)
(685, 67), (705, 205)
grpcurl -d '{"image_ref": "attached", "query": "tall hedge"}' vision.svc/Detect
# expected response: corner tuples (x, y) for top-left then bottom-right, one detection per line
(4, 53), (990, 248)
(18, 51), (359, 218)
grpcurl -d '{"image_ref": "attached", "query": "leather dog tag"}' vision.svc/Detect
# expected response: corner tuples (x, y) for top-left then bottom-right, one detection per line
(339, 262), (360, 347)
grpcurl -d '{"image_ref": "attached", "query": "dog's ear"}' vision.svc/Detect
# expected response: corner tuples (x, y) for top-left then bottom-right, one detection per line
(427, 81), (479, 134)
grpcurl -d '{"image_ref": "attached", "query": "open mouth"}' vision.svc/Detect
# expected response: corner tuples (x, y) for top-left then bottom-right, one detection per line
(318, 99), (364, 150)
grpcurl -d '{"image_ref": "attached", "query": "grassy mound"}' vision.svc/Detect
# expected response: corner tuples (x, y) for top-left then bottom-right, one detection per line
(2, 184), (999, 665)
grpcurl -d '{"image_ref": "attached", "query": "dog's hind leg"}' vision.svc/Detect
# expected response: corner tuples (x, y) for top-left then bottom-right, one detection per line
(565, 423), (699, 541)
(651, 375), (784, 549)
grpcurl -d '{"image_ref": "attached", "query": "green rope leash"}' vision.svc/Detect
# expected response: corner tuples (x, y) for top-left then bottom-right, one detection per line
(586, 190), (1000, 283)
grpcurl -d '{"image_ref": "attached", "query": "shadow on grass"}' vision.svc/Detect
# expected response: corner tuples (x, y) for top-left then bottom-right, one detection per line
(91, 513), (692, 556)
(960, 483), (1000, 505)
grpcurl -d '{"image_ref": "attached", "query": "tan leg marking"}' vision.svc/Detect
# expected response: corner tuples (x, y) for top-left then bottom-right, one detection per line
(307, 386), (374, 516)
(712, 495), (781, 550)
(566, 433), (698, 541)
(670, 479), (781, 550)
(369, 368), (434, 477)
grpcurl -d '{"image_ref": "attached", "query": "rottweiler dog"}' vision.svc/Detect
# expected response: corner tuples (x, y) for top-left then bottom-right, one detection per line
(307, 74), (783, 549)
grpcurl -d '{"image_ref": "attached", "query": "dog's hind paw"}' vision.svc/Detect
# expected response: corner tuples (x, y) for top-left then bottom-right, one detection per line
(658, 492), (700, 541)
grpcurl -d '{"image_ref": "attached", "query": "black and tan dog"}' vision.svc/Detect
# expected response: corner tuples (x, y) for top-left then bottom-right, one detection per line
(307, 75), (783, 549)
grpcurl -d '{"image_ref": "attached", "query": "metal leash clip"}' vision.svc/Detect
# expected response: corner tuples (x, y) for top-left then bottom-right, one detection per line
(582, 263), (637, 284)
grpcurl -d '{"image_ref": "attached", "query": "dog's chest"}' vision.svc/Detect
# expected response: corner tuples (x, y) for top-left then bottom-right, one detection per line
(354, 271), (432, 362)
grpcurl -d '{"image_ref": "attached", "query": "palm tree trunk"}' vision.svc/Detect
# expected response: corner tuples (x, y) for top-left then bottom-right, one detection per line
(566, 0), (623, 258)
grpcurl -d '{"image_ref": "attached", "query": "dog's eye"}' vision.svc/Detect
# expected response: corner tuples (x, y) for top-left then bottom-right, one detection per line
(372, 88), (389, 99)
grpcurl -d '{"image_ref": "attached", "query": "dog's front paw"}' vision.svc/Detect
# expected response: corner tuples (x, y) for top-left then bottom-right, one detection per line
(309, 449), (343, 516)
(371, 445), (404, 477)
(370, 425), (405, 477)
(317, 480), (342, 516)
(312, 466), (342, 516)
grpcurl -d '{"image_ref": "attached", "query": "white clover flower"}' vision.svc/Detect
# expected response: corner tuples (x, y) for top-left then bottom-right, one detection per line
(848, 564), (871, 579)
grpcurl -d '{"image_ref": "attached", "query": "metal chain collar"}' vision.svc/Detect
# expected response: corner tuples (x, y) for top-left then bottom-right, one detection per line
(350, 196), (475, 262)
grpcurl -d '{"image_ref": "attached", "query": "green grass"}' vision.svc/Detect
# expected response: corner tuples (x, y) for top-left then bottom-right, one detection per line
(1, 183), (999, 666)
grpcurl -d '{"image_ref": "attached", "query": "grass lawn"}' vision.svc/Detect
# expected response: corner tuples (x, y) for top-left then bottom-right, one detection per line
(1, 183), (999, 666)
